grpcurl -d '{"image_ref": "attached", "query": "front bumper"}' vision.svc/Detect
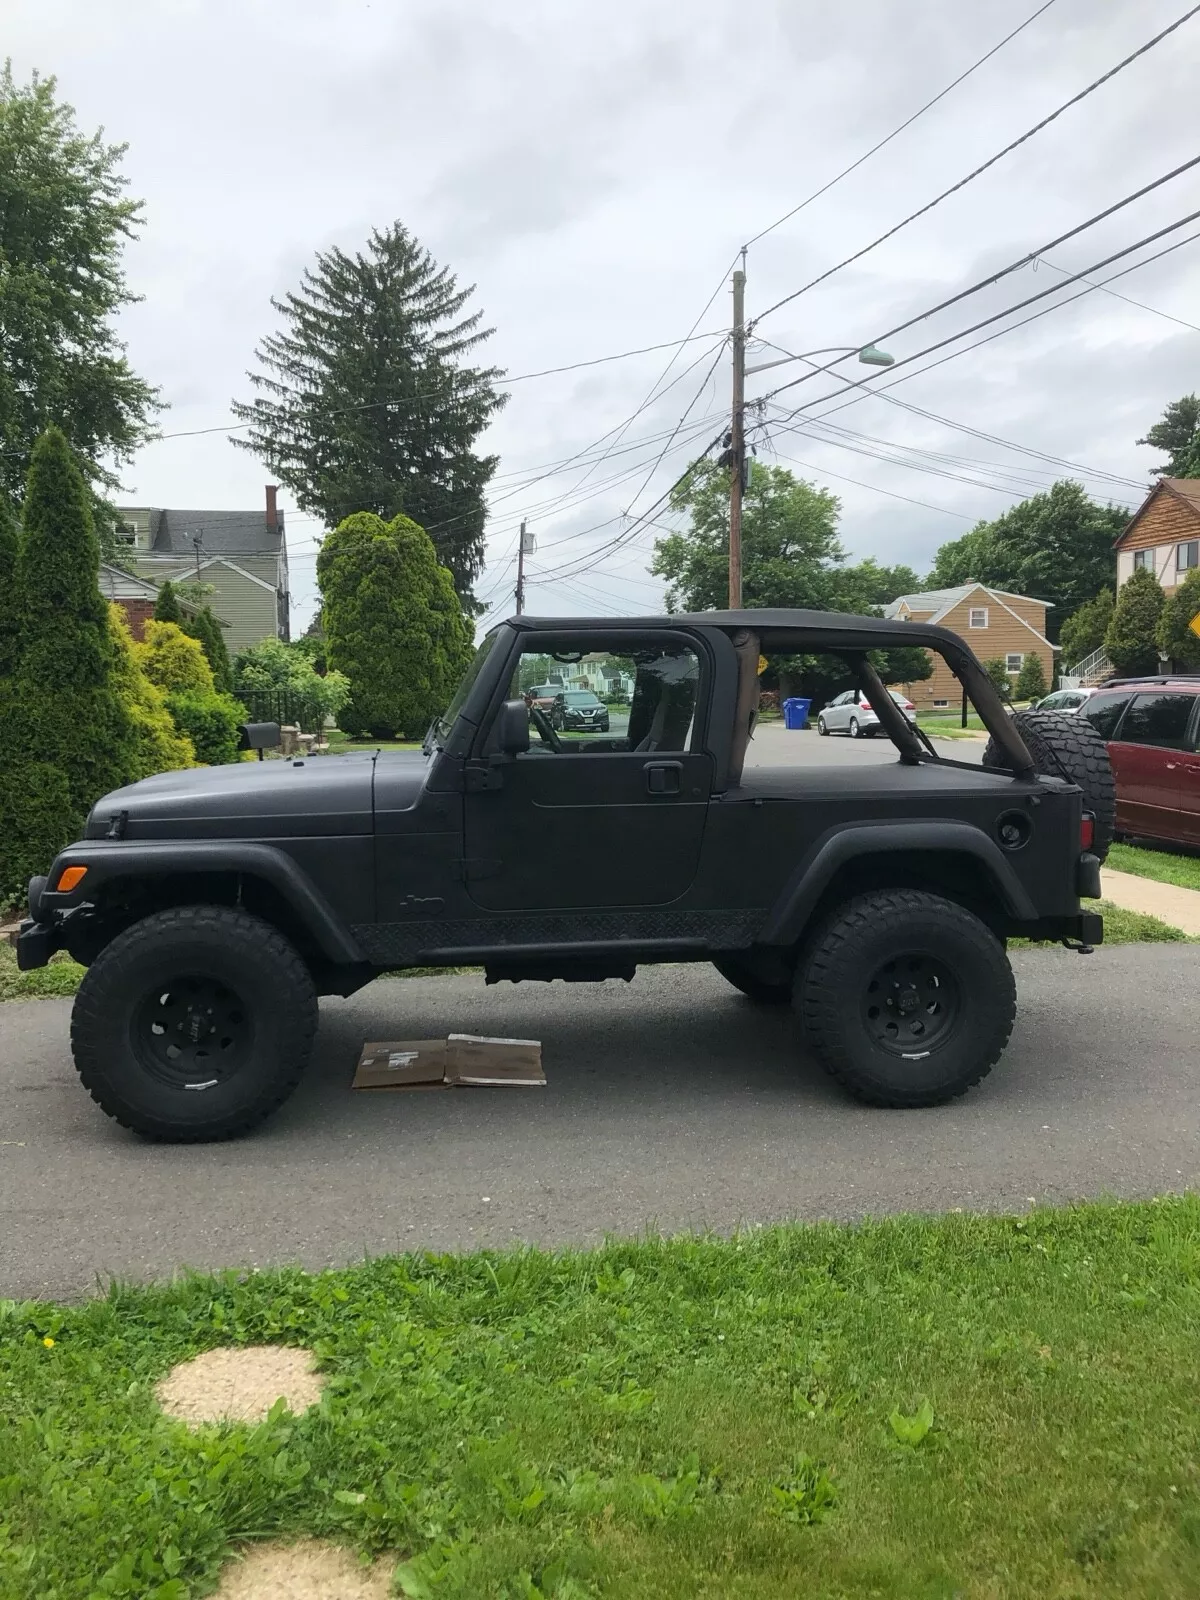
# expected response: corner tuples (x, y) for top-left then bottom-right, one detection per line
(14, 918), (59, 971)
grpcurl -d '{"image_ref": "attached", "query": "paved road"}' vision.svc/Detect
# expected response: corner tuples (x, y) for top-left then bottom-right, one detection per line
(747, 720), (986, 766)
(2, 944), (1197, 1300)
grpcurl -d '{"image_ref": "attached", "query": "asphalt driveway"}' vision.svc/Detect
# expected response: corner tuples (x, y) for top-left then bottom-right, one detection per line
(2, 943), (1198, 1300)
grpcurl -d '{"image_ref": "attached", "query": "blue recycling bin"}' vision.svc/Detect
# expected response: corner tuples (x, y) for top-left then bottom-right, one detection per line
(782, 696), (811, 730)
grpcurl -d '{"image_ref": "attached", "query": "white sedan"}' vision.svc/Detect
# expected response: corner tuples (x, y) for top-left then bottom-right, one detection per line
(1030, 687), (1098, 713)
(816, 688), (917, 738)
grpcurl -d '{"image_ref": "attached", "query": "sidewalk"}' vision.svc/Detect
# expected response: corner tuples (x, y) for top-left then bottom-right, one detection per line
(1100, 867), (1200, 936)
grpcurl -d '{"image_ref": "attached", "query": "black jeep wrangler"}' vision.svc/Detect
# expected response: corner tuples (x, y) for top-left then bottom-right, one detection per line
(16, 609), (1110, 1142)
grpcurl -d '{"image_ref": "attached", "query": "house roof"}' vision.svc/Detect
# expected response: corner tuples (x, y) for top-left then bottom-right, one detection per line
(117, 506), (284, 557)
(883, 582), (1053, 620)
(1114, 477), (1200, 547)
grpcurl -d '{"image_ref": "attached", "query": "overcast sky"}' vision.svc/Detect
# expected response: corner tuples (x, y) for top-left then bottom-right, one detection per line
(8, 0), (1200, 631)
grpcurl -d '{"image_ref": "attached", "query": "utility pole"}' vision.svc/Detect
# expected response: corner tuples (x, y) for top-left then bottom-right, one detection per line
(192, 533), (203, 584)
(728, 257), (747, 609)
(515, 519), (533, 615)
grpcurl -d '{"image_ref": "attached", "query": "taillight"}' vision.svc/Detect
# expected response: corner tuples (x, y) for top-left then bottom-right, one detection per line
(1080, 814), (1095, 852)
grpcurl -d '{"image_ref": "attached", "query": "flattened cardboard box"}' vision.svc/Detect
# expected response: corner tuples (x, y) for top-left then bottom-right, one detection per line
(352, 1034), (544, 1091)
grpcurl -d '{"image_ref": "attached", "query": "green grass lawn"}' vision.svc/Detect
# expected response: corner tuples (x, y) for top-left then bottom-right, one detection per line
(325, 729), (422, 754)
(916, 712), (988, 738)
(7, 1199), (1200, 1598)
(1107, 841), (1200, 893)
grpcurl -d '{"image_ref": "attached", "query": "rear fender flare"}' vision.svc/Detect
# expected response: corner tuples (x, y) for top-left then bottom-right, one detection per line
(758, 822), (1038, 945)
(34, 841), (364, 966)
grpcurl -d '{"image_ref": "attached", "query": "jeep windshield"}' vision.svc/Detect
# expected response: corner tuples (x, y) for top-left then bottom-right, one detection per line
(429, 629), (501, 751)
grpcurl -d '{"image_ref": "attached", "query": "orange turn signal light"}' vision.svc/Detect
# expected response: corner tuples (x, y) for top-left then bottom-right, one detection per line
(56, 865), (88, 893)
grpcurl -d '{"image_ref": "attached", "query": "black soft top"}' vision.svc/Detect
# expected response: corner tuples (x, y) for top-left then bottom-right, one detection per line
(508, 608), (969, 659)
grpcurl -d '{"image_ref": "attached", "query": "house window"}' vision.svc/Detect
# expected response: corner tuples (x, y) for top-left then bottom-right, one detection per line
(1006, 653), (1023, 673)
(1176, 540), (1198, 572)
(115, 524), (136, 545)
(1133, 548), (1153, 571)
(932, 699), (949, 709)
(968, 608), (988, 628)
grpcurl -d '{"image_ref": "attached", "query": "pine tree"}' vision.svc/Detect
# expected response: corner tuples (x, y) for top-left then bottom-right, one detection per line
(1137, 395), (1200, 477)
(231, 222), (505, 601)
(153, 578), (183, 623)
(1015, 653), (1048, 702)
(3, 428), (138, 892)
(1156, 567), (1200, 671)
(186, 605), (233, 693)
(1104, 568), (1165, 676)
(317, 510), (474, 739)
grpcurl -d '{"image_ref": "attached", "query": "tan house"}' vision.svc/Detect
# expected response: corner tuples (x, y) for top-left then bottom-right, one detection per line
(883, 582), (1056, 708)
(1113, 476), (1200, 595)
(115, 485), (290, 654)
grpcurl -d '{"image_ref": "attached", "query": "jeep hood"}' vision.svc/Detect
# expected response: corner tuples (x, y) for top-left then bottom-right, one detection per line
(85, 752), (399, 840)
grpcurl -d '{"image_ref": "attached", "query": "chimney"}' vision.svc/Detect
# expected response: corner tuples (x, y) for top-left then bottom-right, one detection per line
(265, 484), (278, 530)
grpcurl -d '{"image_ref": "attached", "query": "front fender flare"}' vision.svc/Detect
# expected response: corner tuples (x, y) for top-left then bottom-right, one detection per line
(33, 840), (364, 966)
(758, 821), (1038, 945)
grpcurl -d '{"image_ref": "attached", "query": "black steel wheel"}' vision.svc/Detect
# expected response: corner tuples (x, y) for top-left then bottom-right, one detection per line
(72, 905), (318, 1141)
(797, 888), (1014, 1107)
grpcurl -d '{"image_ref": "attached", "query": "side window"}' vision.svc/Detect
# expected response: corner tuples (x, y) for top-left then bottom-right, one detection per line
(1133, 548), (1154, 572)
(1080, 693), (1133, 739)
(509, 641), (700, 753)
(1117, 692), (1194, 750)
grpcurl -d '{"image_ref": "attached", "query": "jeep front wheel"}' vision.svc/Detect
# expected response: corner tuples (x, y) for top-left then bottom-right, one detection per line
(71, 905), (318, 1142)
(796, 889), (1015, 1107)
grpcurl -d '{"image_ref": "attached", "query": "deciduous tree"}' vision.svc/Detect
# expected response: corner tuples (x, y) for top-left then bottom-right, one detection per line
(1156, 567), (1200, 670)
(1137, 395), (1200, 477)
(1104, 568), (1164, 676)
(1058, 588), (1114, 668)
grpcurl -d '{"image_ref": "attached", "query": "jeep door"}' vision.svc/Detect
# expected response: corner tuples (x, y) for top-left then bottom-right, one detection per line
(463, 632), (714, 911)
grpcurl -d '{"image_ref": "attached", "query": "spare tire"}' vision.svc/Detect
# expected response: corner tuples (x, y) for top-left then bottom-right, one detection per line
(982, 709), (1115, 862)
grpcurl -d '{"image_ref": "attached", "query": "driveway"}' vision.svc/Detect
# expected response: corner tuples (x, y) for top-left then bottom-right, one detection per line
(2, 944), (1197, 1300)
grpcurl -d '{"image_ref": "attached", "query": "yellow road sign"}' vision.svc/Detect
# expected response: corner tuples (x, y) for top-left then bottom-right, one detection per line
(757, 654), (768, 675)
(1189, 609), (1200, 640)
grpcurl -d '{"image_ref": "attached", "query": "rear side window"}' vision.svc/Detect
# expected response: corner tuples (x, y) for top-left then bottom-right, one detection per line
(1116, 691), (1195, 750)
(1080, 692), (1133, 739)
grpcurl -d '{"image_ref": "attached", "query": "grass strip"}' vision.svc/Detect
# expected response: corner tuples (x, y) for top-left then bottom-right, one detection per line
(1107, 841), (1200, 894)
(5, 1199), (1200, 1597)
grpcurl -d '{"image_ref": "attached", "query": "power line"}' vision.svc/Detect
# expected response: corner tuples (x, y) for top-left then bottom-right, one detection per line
(1031, 251), (1200, 334)
(762, 153), (1200, 409)
(743, 0), (1059, 249)
(761, 443), (976, 519)
(750, 1), (1200, 329)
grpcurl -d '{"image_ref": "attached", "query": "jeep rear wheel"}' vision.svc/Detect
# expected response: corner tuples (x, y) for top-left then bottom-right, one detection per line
(71, 905), (318, 1142)
(983, 709), (1115, 862)
(796, 889), (1015, 1107)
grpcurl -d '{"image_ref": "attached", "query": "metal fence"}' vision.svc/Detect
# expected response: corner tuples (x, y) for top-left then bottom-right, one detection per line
(236, 688), (320, 728)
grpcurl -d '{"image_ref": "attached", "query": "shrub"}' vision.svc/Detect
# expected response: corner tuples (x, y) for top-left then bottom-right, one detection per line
(186, 605), (233, 694)
(0, 490), (18, 678)
(1014, 654), (1048, 702)
(135, 619), (215, 694)
(0, 762), (74, 909)
(108, 606), (196, 776)
(164, 691), (243, 766)
(1105, 567), (1165, 676)
(317, 511), (473, 739)
(233, 636), (349, 734)
(981, 658), (1012, 699)
(1156, 567), (1200, 671)
(153, 578), (183, 624)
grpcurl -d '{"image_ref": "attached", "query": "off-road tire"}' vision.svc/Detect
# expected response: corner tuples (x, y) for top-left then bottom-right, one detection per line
(71, 905), (318, 1142)
(982, 709), (1115, 862)
(796, 888), (1015, 1107)
(712, 953), (791, 1005)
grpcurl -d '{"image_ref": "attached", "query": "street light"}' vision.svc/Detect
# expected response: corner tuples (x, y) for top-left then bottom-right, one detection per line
(744, 342), (895, 376)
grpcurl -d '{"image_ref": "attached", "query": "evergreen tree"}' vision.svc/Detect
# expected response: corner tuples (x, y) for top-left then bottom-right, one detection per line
(231, 222), (505, 601)
(0, 68), (161, 513)
(5, 428), (138, 882)
(135, 620), (243, 764)
(317, 510), (474, 739)
(1156, 567), (1200, 670)
(1059, 588), (1114, 668)
(1014, 654), (1048, 702)
(1104, 568), (1165, 676)
(0, 490), (19, 678)
(108, 605), (196, 776)
(981, 658), (1013, 700)
(1137, 395), (1200, 477)
(186, 605), (233, 693)
(153, 578), (183, 624)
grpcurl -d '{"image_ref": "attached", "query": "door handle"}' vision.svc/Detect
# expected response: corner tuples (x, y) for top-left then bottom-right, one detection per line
(644, 760), (682, 795)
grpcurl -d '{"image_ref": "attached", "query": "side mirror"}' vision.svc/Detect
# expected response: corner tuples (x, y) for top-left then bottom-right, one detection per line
(496, 699), (531, 755)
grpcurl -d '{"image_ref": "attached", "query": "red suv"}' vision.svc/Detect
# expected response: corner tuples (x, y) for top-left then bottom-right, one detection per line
(1078, 676), (1200, 845)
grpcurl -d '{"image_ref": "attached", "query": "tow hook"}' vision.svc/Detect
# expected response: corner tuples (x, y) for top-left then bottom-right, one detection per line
(1060, 937), (1094, 955)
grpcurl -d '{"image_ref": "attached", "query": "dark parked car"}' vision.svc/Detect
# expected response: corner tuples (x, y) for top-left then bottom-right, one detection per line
(17, 608), (1108, 1141)
(551, 689), (610, 732)
(1078, 676), (1200, 845)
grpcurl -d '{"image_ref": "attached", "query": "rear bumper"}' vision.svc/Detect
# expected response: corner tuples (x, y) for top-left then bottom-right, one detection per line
(1077, 852), (1103, 899)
